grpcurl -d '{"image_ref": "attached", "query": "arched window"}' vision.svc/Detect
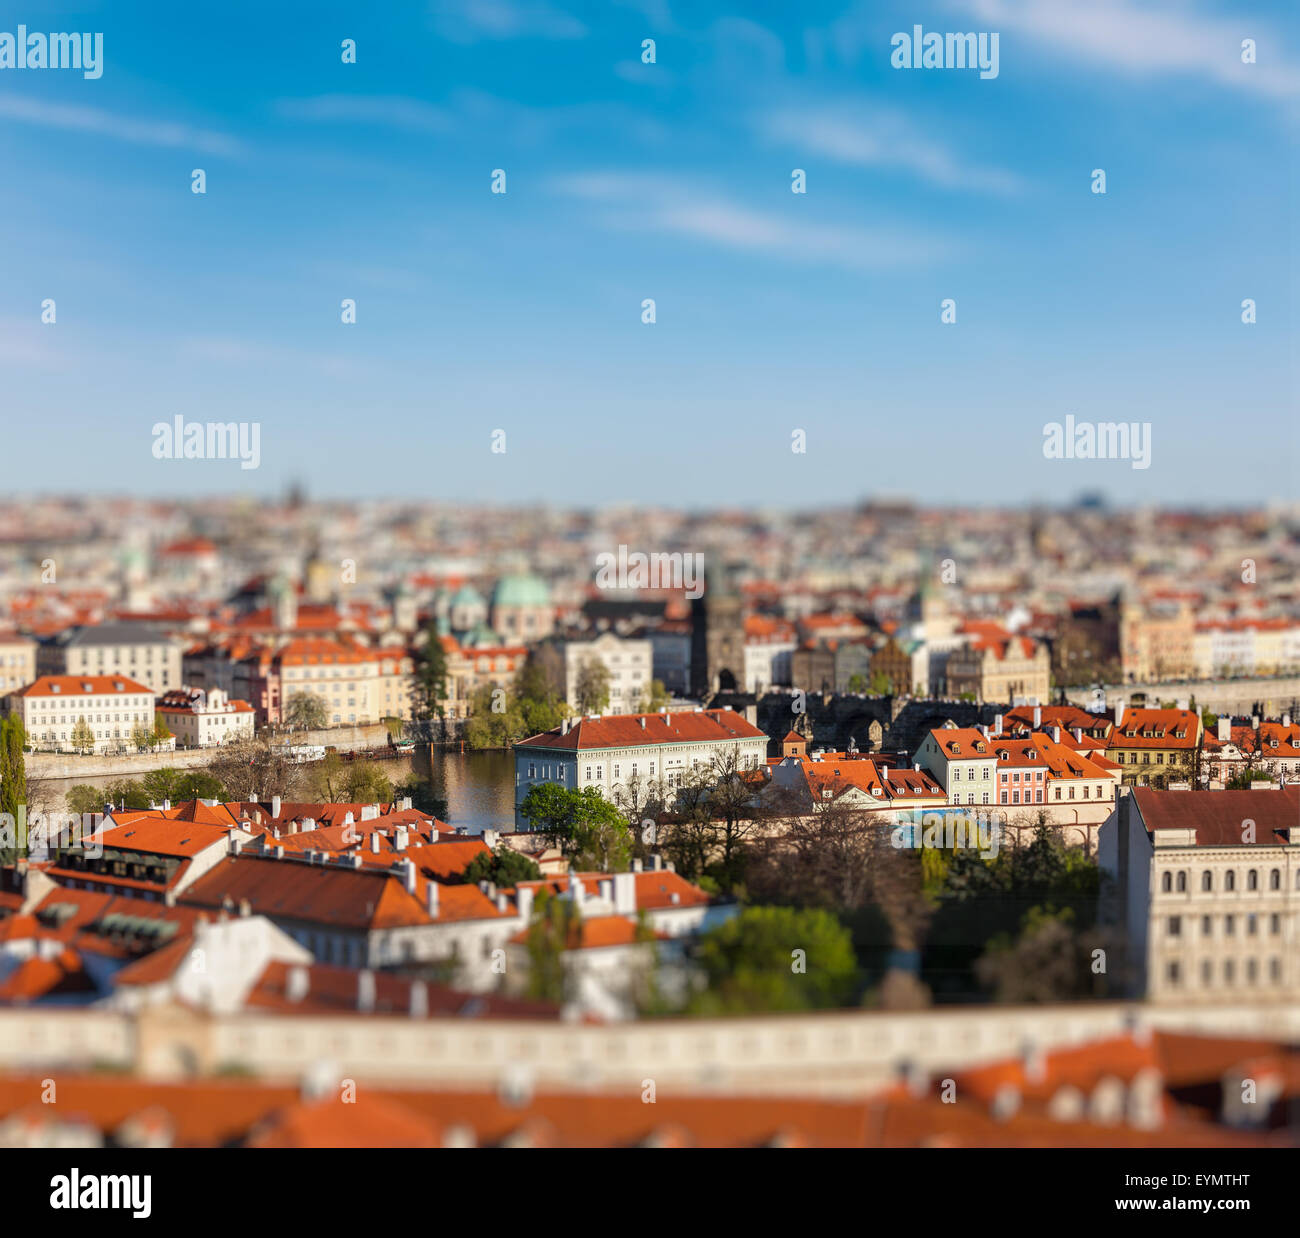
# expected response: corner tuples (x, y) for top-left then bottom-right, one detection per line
(1225, 871), (1236, 892)
(1161, 872), (1172, 893)
(1176, 872), (1187, 892)
(1270, 869), (1280, 891)
(1201, 871), (1212, 892)
(1247, 869), (1258, 891)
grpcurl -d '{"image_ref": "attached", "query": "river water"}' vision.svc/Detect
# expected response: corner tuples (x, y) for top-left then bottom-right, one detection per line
(429, 748), (516, 833)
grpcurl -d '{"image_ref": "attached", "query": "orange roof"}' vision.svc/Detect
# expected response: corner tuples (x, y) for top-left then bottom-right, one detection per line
(517, 709), (765, 752)
(99, 818), (232, 859)
(9, 674), (154, 698)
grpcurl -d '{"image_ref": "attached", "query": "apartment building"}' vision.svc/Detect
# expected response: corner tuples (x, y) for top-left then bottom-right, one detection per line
(0, 631), (36, 696)
(156, 687), (256, 748)
(235, 637), (413, 727)
(513, 708), (769, 819)
(1106, 703), (1202, 788)
(1101, 786), (1299, 1003)
(553, 632), (653, 712)
(5, 675), (158, 753)
(913, 726), (998, 807)
(945, 633), (1051, 705)
(37, 623), (181, 694)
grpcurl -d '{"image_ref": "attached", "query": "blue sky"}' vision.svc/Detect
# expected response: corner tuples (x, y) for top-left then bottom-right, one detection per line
(1, 0), (1296, 508)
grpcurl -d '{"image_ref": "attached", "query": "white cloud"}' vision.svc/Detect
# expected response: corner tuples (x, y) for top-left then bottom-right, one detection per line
(762, 104), (1023, 194)
(277, 95), (453, 133)
(432, 0), (586, 43)
(553, 171), (951, 268)
(0, 94), (242, 155)
(952, 0), (1300, 99)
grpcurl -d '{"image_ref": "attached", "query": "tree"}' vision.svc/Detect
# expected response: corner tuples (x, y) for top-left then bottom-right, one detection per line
(70, 717), (95, 755)
(394, 773), (448, 821)
(203, 735), (305, 802)
(687, 906), (858, 1014)
(66, 785), (104, 817)
(515, 654), (568, 736)
(130, 723), (152, 752)
(524, 888), (580, 1004)
(307, 754), (394, 804)
(975, 905), (1122, 1002)
(463, 846), (542, 887)
(151, 713), (172, 750)
(283, 692), (330, 731)
(573, 658), (611, 714)
(464, 684), (524, 749)
(632, 679), (670, 714)
(847, 674), (867, 693)
(518, 783), (632, 871)
(410, 623), (449, 721)
(140, 767), (225, 805)
(0, 716), (27, 821)
(870, 669), (893, 696)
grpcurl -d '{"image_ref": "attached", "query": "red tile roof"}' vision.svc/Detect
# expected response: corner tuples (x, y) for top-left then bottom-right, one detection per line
(517, 709), (765, 752)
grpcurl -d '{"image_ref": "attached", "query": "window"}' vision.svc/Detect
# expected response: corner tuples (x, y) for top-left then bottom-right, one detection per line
(1161, 872), (1172, 893)
(1176, 872), (1187, 893)
(1247, 869), (1258, 891)
(1269, 869), (1280, 891)
(1225, 870), (1236, 892)
(1201, 871), (1212, 892)
(1167, 916), (1180, 937)
(1224, 959), (1234, 984)
(1225, 915), (1235, 936)
(1201, 916), (1211, 936)
(1166, 961), (1180, 985)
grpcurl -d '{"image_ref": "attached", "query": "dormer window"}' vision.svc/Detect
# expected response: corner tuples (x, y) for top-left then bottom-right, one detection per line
(974, 742), (986, 752)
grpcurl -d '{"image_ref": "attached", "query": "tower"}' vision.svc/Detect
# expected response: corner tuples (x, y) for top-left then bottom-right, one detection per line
(691, 568), (746, 697)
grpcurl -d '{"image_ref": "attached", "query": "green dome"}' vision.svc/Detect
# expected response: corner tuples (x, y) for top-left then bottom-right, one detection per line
(491, 573), (549, 609)
(449, 584), (485, 609)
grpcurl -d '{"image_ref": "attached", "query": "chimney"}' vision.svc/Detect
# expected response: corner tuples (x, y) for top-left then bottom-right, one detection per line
(979, 724), (990, 739)
(344, 812), (355, 826)
(394, 825), (408, 852)
(496, 892), (508, 913)
(361, 804), (380, 822)
(483, 828), (500, 850)
(994, 714), (1003, 734)
(599, 878), (614, 903)
(1033, 705), (1041, 728)
(370, 833), (381, 854)
(250, 792), (258, 803)
(1073, 727), (1083, 742)
(238, 898), (251, 917)
(402, 859), (417, 894)
(1176, 699), (1189, 712)
(1114, 699), (1125, 728)
(400, 796), (412, 811)
(631, 858), (643, 873)
(516, 885), (534, 921)
(639, 717), (646, 729)
(287, 966), (310, 1002)
(273, 845), (285, 860)
(651, 853), (664, 872)
(1049, 725), (1061, 743)
(561, 717), (570, 735)
(229, 835), (244, 856)
(357, 970), (376, 1013)
(1251, 714), (1260, 730)
(425, 881), (439, 917)
(271, 794), (281, 818)
(1283, 714), (1292, 729)
(409, 981), (428, 1018)
(1217, 716), (1231, 742)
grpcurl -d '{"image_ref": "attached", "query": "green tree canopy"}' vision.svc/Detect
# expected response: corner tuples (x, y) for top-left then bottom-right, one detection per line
(688, 906), (858, 1014)
(518, 783), (632, 872)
